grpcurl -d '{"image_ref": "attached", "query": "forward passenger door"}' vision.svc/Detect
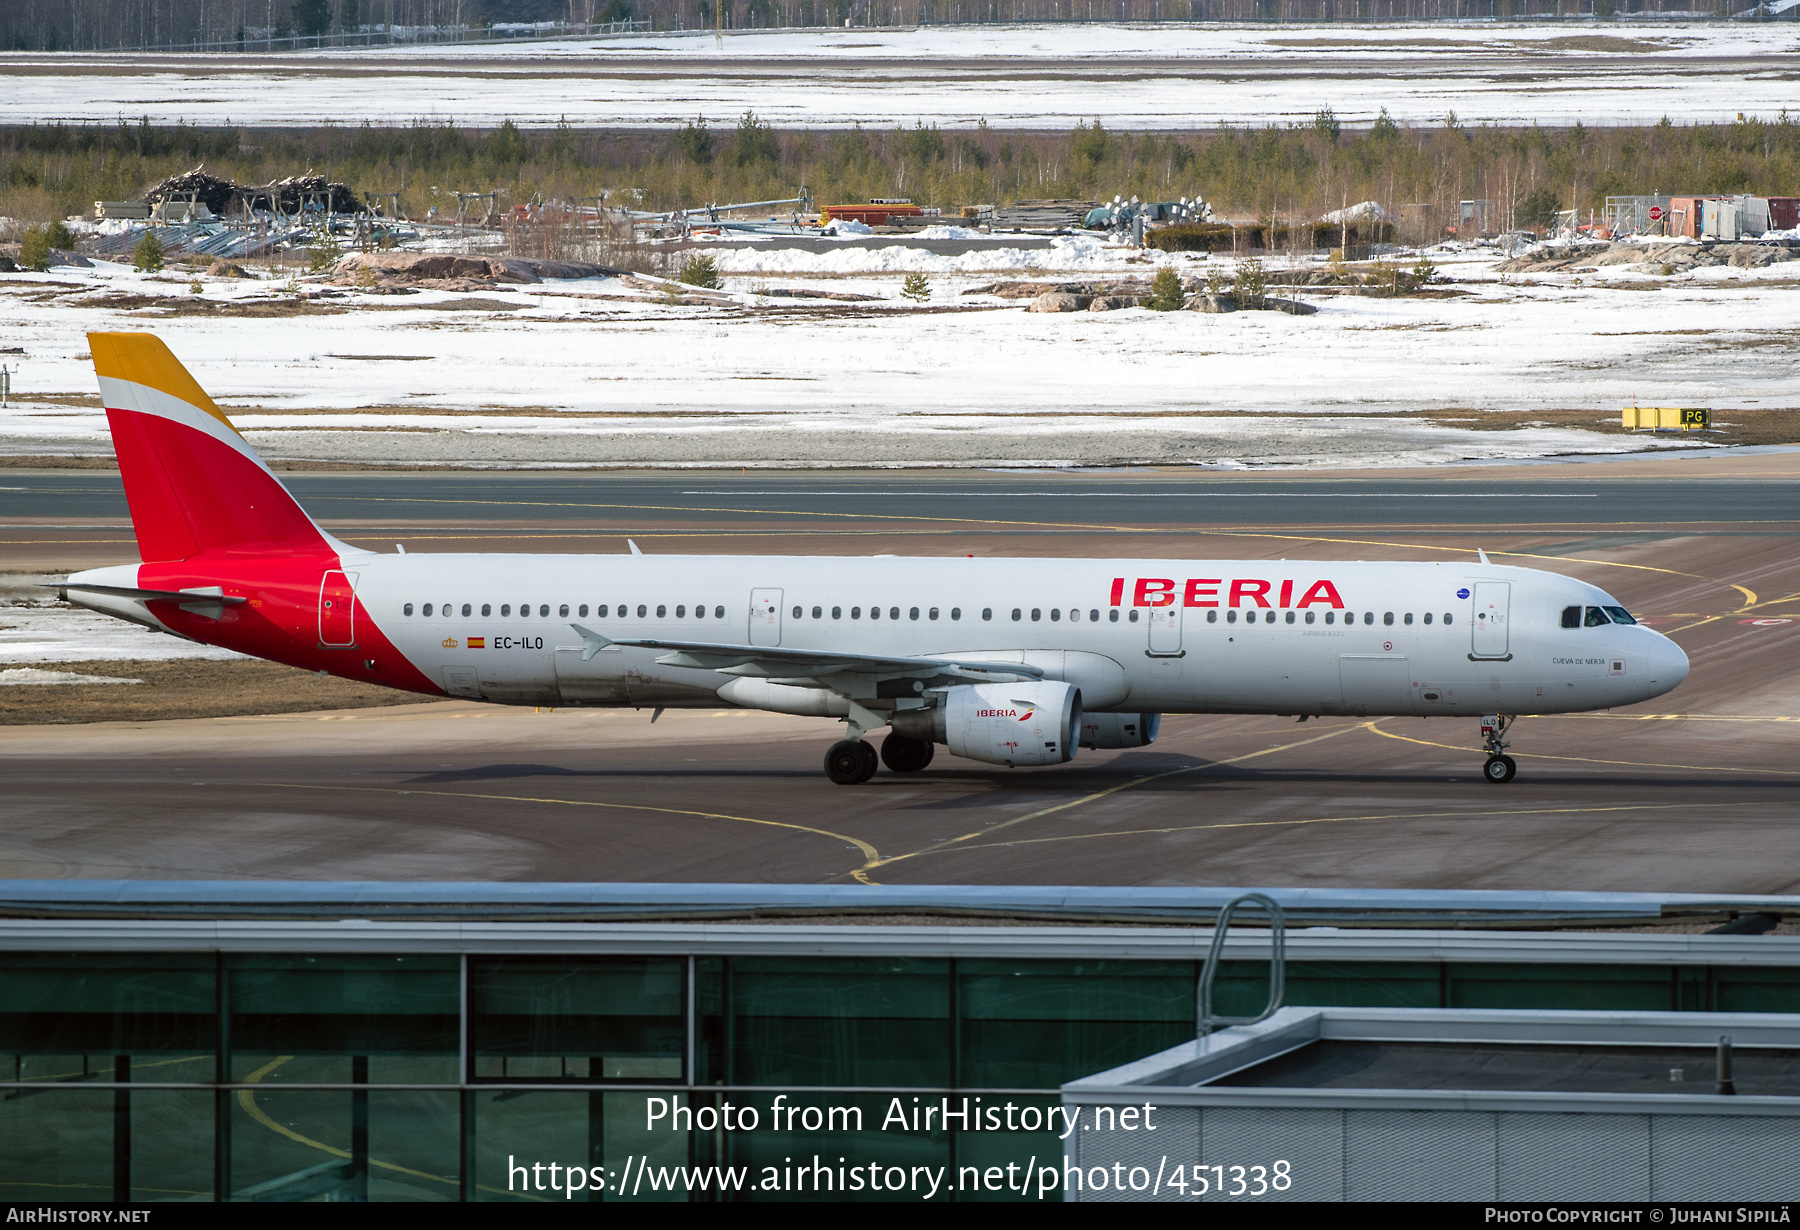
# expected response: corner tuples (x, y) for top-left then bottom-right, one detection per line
(1471, 582), (1511, 659)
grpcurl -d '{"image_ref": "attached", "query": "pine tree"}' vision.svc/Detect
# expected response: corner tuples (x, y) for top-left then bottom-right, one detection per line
(1146, 267), (1184, 311)
(132, 229), (165, 273)
(900, 272), (930, 303)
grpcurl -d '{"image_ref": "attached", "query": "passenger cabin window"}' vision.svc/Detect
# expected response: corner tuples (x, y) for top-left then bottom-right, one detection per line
(870, 606), (881, 620)
(1422, 612), (1432, 625)
(1051, 609), (1061, 622)
(538, 604), (548, 618)
(1031, 609), (1041, 622)
(1604, 606), (1637, 625)
(852, 607), (862, 619)
(1089, 609), (1099, 621)
(1585, 606), (1611, 627)
(1129, 610), (1140, 623)
(560, 604), (570, 617)
(909, 607), (920, 620)
(832, 606), (842, 619)
(423, 603), (433, 617)
(1444, 613), (1454, 625)
(1403, 612), (1412, 625)
(1383, 612), (1394, 626)
(950, 608), (961, 620)
(1324, 612), (1335, 625)
(790, 606), (800, 619)
(714, 606), (724, 619)
(1207, 610), (1218, 624)
(1286, 611), (1296, 624)
(403, 603), (414, 616)
(1109, 610), (1118, 623)
(637, 605), (647, 617)
(1012, 609), (1022, 622)
(500, 604), (511, 616)
(890, 607), (900, 620)
(1305, 611), (1315, 624)
(813, 606), (822, 619)
(982, 608), (992, 621)
(929, 608), (939, 620)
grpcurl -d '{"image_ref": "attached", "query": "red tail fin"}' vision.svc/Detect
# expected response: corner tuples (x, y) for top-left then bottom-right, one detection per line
(90, 332), (337, 562)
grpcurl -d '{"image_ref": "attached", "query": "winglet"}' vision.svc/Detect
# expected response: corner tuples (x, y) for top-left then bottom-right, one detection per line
(628, 540), (644, 556)
(570, 623), (613, 662)
(1477, 548), (1491, 565)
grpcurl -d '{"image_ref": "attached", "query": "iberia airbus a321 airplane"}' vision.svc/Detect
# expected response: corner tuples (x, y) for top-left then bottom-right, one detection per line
(60, 332), (1690, 785)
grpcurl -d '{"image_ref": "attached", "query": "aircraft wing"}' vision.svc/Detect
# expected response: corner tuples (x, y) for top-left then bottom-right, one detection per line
(567, 624), (1042, 683)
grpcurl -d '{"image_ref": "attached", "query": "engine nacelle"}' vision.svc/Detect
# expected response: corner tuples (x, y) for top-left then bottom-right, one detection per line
(1079, 712), (1161, 750)
(897, 681), (1081, 767)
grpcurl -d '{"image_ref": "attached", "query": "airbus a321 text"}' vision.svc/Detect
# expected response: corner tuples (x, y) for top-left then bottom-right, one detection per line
(59, 333), (1690, 785)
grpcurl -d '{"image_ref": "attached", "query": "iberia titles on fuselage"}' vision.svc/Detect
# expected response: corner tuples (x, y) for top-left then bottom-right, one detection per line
(59, 333), (1689, 786)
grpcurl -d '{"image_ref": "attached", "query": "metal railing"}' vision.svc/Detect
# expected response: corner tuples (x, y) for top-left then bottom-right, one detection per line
(1196, 891), (1286, 1038)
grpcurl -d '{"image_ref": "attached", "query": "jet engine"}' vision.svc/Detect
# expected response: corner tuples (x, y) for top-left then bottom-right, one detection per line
(890, 680), (1081, 767)
(1079, 712), (1161, 750)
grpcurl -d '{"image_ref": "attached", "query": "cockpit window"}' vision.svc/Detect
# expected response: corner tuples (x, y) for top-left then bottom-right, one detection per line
(1561, 605), (1581, 629)
(1584, 606), (1612, 627)
(1603, 606), (1637, 625)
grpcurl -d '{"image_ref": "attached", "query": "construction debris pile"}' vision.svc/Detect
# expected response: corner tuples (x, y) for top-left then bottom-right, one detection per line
(331, 252), (619, 290)
(1496, 238), (1799, 273)
(141, 167), (366, 217)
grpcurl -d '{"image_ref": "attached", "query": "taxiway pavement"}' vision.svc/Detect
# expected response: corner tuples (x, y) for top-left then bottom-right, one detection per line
(3, 456), (1797, 889)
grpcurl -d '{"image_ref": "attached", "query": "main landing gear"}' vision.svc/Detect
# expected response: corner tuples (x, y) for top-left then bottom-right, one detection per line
(880, 734), (935, 774)
(825, 733), (936, 785)
(825, 740), (879, 785)
(1481, 714), (1517, 784)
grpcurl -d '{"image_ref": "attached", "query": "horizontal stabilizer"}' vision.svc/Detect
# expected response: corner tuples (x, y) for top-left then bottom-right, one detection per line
(50, 582), (247, 606)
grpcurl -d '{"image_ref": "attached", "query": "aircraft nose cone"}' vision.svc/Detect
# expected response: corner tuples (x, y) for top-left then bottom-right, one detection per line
(1651, 635), (1690, 689)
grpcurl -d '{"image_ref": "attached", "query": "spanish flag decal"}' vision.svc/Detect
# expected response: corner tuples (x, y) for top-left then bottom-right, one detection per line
(467, 637), (486, 649)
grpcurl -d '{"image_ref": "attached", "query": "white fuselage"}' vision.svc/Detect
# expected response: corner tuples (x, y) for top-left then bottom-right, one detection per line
(342, 553), (1688, 718)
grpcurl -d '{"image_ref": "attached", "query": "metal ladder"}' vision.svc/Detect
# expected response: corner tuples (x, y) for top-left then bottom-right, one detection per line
(1197, 892), (1287, 1038)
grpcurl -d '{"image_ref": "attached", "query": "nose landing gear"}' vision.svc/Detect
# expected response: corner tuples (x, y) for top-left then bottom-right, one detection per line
(1481, 714), (1517, 783)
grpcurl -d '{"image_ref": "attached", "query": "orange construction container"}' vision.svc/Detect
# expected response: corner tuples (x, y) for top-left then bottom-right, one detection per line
(823, 201), (925, 227)
(1666, 196), (1725, 241)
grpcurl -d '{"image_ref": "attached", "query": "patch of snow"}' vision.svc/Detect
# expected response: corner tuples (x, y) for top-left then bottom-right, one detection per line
(1320, 201), (1395, 225)
(0, 667), (142, 686)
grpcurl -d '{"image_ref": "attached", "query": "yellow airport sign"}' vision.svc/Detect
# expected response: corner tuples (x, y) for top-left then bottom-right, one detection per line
(1623, 406), (1709, 431)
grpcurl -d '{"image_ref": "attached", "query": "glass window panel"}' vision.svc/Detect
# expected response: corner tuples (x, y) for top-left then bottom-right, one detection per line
(470, 958), (684, 1084)
(957, 960), (1193, 1088)
(0, 1088), (115, 1202)
(229, 1088), (459, 1202)
(951, 1094), (1065, 1203)
(701, 958), (950, 1087)
(0, 954), (215, 1081)
(130, 1089), (216, 1201)
(708, 1092), (949, 1204)
(472, 1089), (688, 1203)
(226, 956), (459, 1083)
(0, 1087), (215, 1203)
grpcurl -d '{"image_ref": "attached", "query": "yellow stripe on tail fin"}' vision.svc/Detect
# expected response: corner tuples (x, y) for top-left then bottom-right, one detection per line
(89, 332), (241, 435)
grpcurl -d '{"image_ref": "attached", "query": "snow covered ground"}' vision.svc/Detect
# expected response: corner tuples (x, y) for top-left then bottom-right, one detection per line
(2, 233), (1796, 470)
(4, 22), (1798, 129)
(0, 577), (247, 664)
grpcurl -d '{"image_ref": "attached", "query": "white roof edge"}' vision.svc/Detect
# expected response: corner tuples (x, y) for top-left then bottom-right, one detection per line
(4, 919), (1800, 964)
